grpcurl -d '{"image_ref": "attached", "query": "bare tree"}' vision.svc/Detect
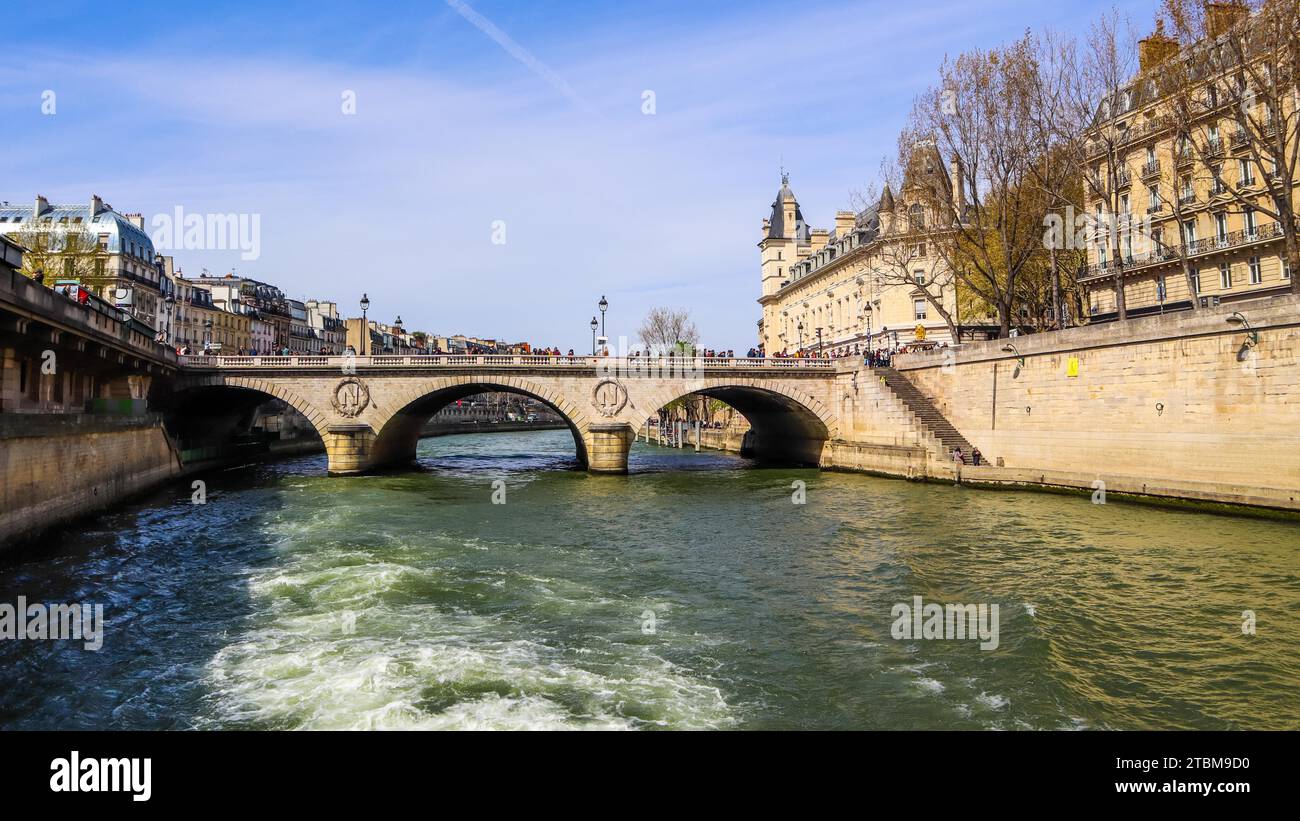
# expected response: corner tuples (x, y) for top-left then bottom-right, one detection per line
(637, 307), (699, 354)
(1059, 9), (1142, 321)
(1028, 30), (1094, 327)
(912, 34), (1057, 337)
(13, 222), (113, 292)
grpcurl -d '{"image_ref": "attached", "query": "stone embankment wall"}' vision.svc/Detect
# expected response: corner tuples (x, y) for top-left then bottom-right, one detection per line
(868, 296), (1300, 511)
(0, 414), (182, 548)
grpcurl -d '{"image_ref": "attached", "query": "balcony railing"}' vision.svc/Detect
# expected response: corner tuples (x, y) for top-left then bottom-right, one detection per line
(1140, 160), (1162, 179)
(177, 354), (838, 370)
(1078, 220), (1283, 280)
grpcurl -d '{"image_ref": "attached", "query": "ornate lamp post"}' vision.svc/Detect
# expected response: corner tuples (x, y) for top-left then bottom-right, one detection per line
(359, 293), (370, 356)
(203, 317), (213, 350)
(598, 295), (608, 337)
(590, 316), (599, 356)
(796, 321), (804, 352)
(163, 295), (175, 344)
(815, 326), (824, 356)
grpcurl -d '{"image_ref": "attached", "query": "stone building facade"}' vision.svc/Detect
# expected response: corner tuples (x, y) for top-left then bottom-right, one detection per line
(757, 146), (964, 355)
(1079, 4), (1297, 318)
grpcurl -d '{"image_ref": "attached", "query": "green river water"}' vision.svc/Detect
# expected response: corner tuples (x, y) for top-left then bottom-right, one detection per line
(1, 429), (1296, 730)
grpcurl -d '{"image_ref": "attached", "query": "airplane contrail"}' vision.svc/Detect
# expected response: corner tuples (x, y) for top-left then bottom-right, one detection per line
(444, 0), (596, 114)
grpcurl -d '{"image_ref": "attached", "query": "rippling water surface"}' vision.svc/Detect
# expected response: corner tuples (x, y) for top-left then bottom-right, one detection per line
(1, 430), (1297, 730)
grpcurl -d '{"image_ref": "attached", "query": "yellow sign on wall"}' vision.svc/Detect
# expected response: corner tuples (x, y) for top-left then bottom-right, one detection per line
(1066, 356), (1080, 378)
(915, 324), (926, 341)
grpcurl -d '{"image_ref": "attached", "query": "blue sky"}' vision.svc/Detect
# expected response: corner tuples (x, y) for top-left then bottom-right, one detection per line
(1, 0), (1159, 350)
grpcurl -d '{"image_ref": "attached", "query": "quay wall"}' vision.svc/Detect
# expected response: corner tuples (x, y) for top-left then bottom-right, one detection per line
(0, 414), (182, 549)
(853, 296), (1300, 511)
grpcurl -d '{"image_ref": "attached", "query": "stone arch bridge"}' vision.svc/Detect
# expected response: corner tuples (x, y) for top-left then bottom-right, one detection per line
(171, 354), (843, 474)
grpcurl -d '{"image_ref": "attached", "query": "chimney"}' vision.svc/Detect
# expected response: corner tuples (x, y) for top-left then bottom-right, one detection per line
(125, 213), (144, 229)
(810, 227), (830, 254)
(1139, 21), (1180, 72)
(834, 210), (856, 237)
(950, 158), (967, 212)
(33, 195), (49, 219)
(90, 194), (105, 217)
(1206, 2), (1247, 38)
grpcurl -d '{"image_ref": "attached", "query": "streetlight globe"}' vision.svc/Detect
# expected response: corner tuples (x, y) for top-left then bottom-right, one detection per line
(360, 293), (370, 312)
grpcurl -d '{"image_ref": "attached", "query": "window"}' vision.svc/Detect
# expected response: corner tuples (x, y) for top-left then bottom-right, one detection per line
(914, 271), (927, 286)
(908, 204), (925, 231)
(1215, 212), (1228, 243)
(1244, 207), (1257, 238)
(1182, 219), (1197, 244)
(914, 299), (927, 320)
(1191, 268), (1201, 294)
(1239, 158), (1254, 186)
(1220, 262), (1232, 289)
(1282, 255), (1291, 280)
(1211, 165), (1225, 194)
(1249, 256), (1262, 284)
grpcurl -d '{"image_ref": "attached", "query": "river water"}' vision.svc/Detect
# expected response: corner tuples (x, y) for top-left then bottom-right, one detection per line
(1, 430), (1297, 730)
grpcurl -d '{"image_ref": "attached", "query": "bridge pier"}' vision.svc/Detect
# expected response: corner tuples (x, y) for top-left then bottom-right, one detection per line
(324, 423), (376, 475)
(586, 422), (634, 474)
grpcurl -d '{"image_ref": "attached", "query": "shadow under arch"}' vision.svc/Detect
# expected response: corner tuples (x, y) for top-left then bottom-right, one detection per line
(644, 384), (831, 466)
(158, 383), (327, 462)
(371, 383), (590, 470)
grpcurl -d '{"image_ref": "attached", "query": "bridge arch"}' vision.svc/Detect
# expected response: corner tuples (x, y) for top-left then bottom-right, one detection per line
(163, 375), (331, 463)
(368, 375), (595, 471)
(638, 380), (838, 465)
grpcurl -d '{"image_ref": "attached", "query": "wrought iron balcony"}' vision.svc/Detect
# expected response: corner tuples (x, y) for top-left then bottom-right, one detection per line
(1077, 221), (1283, 281)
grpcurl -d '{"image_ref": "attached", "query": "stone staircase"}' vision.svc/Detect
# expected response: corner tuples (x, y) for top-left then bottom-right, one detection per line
(872, 367), (976, 461)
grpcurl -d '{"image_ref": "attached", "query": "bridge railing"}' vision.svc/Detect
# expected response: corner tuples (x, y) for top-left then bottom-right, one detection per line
(177, 354), (837, 370)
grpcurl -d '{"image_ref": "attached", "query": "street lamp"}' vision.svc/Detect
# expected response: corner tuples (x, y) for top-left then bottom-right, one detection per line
(163, 295), (175, 344)
(590, 316), (599, 356)
(1001, 343), (1025, 372)
(796, 321), (804, 352)
(598, 295), (608, 337)
(203, 317), (213, 350)
(1227, 311), (1259, 360)
(815, 326), (824, 356)
(359, 293), (370, 356)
